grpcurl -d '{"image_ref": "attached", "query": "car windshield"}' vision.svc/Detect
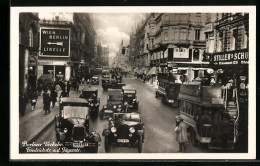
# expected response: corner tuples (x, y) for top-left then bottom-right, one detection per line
(83, 91), (97, 98)
(62, 106), (88, 119)
(108, 94), (122, 101)
(114, 114), (140, 122)
(92, 77), (98, 79)
(124, 93), (135, 99)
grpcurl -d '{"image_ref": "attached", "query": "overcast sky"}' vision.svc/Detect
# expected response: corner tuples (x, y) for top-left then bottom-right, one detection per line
(90, 13), (147, 59)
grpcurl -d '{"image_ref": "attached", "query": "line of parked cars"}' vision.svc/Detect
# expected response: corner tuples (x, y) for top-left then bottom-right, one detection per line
(54, 74), (145, 153)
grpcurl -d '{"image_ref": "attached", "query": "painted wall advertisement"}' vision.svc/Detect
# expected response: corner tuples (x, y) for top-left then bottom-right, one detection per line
(40, 28), (70, 57)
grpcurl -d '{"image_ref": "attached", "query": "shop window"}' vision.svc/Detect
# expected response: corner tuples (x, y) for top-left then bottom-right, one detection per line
(194, 70), (199, 79)
(195, 29), (200, 40)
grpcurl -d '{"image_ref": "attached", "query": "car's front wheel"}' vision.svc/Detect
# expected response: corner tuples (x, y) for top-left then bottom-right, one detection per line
(104, 136), (111, 153)
(138, 135), (143, 153)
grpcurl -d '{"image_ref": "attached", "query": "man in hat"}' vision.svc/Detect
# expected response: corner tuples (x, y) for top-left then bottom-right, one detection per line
(174, 116), (188, 152)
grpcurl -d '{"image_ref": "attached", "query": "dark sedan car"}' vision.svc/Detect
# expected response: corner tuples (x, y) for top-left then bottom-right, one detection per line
(55, 97), (101, 153)
(102, 112), (144, 153)
(91, 75), (99, 85)
(100, 89), (123, 119)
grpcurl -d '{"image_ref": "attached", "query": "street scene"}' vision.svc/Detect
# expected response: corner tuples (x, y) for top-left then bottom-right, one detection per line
(18, 12), (249, 154)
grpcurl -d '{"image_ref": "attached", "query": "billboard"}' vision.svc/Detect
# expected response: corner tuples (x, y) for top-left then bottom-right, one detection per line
(40, 28), (70, 57)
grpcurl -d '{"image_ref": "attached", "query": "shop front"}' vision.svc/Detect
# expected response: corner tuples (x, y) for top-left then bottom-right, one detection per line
(37, 60), (72, 81)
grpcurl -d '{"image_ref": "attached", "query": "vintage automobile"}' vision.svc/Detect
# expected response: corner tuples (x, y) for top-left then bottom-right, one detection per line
(102, 112), (144, 153)
(122, 86), (139, 111)
(115, 75), (122, 83)
(80, 87), (100, 117)
(90, 75), (99, 85)
(54, 97), (101, 153)
(102, 75), (112, 90)
(102, 76), (125, 90)
(100, 89), (123, 119)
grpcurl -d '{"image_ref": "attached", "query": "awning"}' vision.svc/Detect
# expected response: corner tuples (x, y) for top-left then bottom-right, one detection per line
(147, 67), (157, 75)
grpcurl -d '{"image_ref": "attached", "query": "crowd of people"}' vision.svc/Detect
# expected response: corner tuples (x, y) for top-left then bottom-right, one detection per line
(19, 75), (86, 116)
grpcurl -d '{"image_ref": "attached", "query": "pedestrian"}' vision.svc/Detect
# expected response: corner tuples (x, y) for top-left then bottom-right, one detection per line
(43, 89), (52, 115)
(55, 82), (62, 102)
(50, 89), (58, 108)
(19, 89), (27, 116)
(60, 89), (69, 98)
(174, 116), (188, 152)
(29, 89), (38, 111)
(37, 82), (43, 96)
(76, 81), (80, 93)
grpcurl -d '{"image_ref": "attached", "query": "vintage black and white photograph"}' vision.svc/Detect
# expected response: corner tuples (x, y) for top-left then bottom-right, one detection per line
(10, 6), (256, 160)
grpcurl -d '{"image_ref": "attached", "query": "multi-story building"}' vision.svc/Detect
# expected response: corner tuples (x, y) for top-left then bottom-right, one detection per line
(147, 13), (208, 82)
(205, 13), (249, 134)
(73, 13), (97, 79)
(19, 12), (40, 94)
(101, 46), (109, 66)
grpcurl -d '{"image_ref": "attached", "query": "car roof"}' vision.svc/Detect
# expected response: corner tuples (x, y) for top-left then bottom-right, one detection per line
(82, 87), (98, 92)
(113, 112), (140, 116)
(60, 97), (88, 103)
(107, 89), (122, 94)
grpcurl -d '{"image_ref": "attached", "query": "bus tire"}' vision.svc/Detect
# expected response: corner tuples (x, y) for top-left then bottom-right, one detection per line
(189, 128), (197, 146)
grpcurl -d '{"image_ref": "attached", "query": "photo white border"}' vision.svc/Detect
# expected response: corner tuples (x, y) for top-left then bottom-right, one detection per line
(10, 6), (256, 160)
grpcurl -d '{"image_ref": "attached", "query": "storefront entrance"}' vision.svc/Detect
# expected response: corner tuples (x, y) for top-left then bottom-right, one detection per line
(43, 65), (65, 81)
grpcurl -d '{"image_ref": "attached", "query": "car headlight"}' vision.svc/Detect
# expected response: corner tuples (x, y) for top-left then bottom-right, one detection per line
(133, 99), (136, 101)
(118, 105), (121, 108)
(104, 105), (107, 108)
(129, 127), (135, 133)
(90, 103), (94, 106)
(64, 128), (68, 133)
(111, 127), (117, 133)
(113, 105), (117, 109)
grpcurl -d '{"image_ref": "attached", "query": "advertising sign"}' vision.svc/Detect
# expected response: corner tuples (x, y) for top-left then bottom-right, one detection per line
(174, 48), (189, 58)
(40, 28), (70, 57)
(204, 23), (214, 33)
(211, 49), (248, 66)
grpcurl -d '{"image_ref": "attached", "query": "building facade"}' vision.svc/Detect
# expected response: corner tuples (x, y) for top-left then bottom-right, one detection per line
(37, 13), (96, 81)
(19, 13), (40, 94)
(205, 13), (249, 134)
(147, 13), (208, 82)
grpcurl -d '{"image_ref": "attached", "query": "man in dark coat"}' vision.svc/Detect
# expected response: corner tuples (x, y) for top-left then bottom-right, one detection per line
(43, 90), (52, 115)
(50, 89), (57, 108)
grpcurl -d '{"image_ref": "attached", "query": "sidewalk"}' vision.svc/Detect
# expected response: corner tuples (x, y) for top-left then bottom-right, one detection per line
(19, 89), (81, 146)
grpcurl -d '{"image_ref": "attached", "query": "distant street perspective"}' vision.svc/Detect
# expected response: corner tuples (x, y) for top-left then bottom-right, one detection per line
(19, 12), (248, 154)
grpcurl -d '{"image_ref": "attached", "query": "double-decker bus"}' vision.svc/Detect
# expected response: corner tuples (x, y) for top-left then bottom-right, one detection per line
(178, 83), (239, 149)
